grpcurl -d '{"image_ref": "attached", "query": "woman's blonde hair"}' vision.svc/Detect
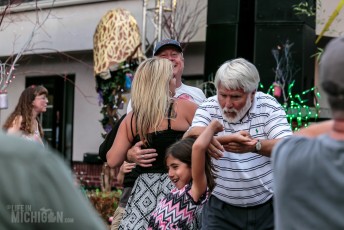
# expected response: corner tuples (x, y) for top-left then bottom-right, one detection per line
(131, 57), (173, 142)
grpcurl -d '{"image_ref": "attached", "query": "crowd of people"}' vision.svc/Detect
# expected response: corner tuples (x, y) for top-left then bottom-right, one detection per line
(1, 36), (344, 229)
(105, 37), (344, 230)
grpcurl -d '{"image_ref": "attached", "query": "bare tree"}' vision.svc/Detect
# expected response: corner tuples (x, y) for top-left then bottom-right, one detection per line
(142, 0), (207, 54)
(162, 0), (206, 48)
(0, 0), (55, 92)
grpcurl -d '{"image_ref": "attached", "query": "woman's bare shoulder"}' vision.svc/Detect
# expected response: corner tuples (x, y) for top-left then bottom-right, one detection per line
(13, 115), (23, 126)
(7, 115), (23, 134)
(173, 99), (198, 122)
(174, 98), (198, 109)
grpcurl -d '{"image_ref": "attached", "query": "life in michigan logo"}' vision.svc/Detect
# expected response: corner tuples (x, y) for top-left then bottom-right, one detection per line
(8, 205), (74, 224)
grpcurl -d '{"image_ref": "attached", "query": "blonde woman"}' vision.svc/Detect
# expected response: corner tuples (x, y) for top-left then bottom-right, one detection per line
(107, 57), (198, 229)
(3, 85), (48, 147)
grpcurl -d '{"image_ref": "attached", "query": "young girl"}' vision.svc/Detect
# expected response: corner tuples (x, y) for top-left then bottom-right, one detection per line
(148, 120), (254, 229)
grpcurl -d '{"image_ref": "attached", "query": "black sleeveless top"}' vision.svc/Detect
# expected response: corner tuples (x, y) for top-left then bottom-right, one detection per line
(123, 102), (185, 187)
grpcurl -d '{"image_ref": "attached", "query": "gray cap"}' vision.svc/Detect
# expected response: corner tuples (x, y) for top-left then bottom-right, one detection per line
(320, 36), (344, 97)
(153, 39), (182, 56)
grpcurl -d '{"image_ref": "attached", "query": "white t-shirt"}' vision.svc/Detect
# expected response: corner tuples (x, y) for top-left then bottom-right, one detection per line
(126, 83), (206, 113)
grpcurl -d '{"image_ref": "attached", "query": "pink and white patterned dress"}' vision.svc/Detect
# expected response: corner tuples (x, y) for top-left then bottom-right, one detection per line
(148, 183), (208, 230)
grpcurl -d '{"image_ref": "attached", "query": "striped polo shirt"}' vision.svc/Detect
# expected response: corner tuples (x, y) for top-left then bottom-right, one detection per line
(191, 91), (292, 207)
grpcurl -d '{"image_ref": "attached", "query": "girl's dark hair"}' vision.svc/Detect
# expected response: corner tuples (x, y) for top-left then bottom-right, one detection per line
(165, 136), (217, 192)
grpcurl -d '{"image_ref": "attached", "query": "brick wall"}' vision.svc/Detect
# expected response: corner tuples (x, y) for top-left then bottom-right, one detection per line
(72, 162), (120, 189)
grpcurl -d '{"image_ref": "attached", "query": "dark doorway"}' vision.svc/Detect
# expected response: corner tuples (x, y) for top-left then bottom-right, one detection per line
(26, 75), (74, 164)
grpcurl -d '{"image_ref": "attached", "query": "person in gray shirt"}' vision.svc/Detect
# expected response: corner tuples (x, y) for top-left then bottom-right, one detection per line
(272, 36), (344, 229)
(0, 131), (107, 230)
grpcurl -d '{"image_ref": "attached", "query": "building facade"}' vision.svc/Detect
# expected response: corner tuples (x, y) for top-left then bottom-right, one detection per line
(1, 0), (335, 163)
(0, 0), (207, 162)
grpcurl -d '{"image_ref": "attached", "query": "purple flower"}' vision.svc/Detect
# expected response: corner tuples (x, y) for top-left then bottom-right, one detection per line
(104, 124), (112, 134)
(98, 90), (103, 106)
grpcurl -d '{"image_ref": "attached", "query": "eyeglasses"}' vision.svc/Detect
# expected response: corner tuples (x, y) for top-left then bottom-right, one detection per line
(35, 95), (48, 101)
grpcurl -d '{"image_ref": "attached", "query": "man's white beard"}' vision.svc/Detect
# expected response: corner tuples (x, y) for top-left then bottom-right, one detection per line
(222, 96), (252, 123)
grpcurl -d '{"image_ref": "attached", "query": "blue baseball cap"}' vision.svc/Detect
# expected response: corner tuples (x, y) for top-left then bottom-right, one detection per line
(153, 39), (183, 56)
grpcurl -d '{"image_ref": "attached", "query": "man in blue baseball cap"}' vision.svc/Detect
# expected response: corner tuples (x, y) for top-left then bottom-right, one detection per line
(126, 38), (206, 112)
(153, 38), (205, 104)
(152, 38), (183, 55)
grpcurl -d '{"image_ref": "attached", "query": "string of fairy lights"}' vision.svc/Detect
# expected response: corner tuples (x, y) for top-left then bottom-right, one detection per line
(0, 62), (16, 94)
(261, 82), (321, 131)
(267, 39), (322, 131)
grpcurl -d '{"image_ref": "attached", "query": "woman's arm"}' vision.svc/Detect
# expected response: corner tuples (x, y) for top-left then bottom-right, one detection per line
(106, 115), (133, 168)
(191, 120), (223, 201)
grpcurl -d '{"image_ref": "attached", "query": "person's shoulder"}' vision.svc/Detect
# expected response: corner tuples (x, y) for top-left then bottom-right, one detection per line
(273, 136), (311, 161)
(7, 115), (23, 132)
(200, 95), (217, 105)
(98, 114), (127, 162)
(254, 91), (284, 109)
(179, 84), (205, 97)
(13, 115), (23, 122)
(174, 98), (198, 112)
(255, 91), (279, 103)
(272, 136), (317, 179)
(175, 97), (197, 105)
(180, 83), (202, 91)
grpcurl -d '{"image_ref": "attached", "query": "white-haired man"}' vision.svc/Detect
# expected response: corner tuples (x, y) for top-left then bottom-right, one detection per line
(186, 58), (292, 229)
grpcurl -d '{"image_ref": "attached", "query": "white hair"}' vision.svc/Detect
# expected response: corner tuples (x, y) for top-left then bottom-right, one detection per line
(214, 58), (260, 93)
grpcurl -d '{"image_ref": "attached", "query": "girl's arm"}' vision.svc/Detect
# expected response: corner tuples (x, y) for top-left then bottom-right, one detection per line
(117, 161), (136, 185)
(116, 163), (126, 185)
(190, 120), (223, 201)
(106, 115), (134, 168)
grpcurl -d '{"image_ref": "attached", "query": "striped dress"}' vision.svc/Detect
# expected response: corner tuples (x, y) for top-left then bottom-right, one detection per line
(191, 92), (292, 207)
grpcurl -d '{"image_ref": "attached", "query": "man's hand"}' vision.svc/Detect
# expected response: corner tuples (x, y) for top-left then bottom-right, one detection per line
(208, 137), (225, 159)
(127, 141), (158, 167)
(216, 131), (257, 154)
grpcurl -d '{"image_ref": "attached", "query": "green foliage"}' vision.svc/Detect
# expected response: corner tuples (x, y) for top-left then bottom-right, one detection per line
(267, 39), (320, 130)
(86, 189), (122, 224)
(261, 82), (320, 131)
(311, 47), (324, 63)
(293, 1), (316, 17)
(96, 61), (138, 137)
